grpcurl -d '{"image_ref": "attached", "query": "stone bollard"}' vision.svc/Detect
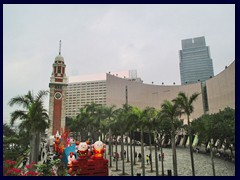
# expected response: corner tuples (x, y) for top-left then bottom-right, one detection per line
(167, 169), (172, 176)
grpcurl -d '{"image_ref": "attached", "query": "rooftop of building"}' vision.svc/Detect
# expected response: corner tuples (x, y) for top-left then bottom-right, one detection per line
(68, 70), (131, 83)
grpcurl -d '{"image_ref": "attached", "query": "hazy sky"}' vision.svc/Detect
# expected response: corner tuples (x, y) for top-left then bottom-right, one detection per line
(3, 4), (235, 124)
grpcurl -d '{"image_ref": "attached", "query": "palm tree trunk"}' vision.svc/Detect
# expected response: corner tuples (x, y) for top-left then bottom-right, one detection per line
(36, 132), (41, 163)
(155, 141), (159, 176)
(29, 132), (35, 163)
(189, 133), (195, 176)
(115, 140), (119, 171)
(141, 127), (145, 176)
(121, 132), (125, 175)
(133, 132), (136, 165)
(127, 133), (129, 162)
(103, 132), (107, 159)
(100, 129), (102, 141)
(30, 131), (38, 163)
(188, 117), (195, 176)
(160, 136), (164, 176)
(210, 141), (216, 176)
(171, 127), (178, 176)
(130, 131), (134, 176)
(149, 132), (153, 172)
(109, 128), (112, 167)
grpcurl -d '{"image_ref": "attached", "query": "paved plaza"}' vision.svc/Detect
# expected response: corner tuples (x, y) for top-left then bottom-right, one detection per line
(23, 143), (234, 176)
(105, 145), (235, 176)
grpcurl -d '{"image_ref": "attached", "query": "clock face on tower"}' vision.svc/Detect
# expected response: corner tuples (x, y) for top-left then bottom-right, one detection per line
(54, 92), (62, 100)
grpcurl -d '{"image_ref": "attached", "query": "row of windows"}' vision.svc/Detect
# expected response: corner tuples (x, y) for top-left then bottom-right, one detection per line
(67, 93), (106, 97)
(68, 82), (106, 87)
(67, 94), (106, 98)
(66, 102), (106, 108)
(181, 46), (208, 53)
(67, 87), (106, 91)
(66, 101), (107, 113)
(67, 95), (106, 98)
(67, 87), (107, 92)
(180, 56), (211, 62)
(180, 66), (213, 72)
(67, 98), (106, 101)
(67, 96), (106, 100)
(66, 89), (107, 94)
(68, 89), (106, 93)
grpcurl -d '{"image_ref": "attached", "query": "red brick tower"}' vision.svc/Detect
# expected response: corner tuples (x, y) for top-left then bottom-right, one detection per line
(49, 40), (68, 135)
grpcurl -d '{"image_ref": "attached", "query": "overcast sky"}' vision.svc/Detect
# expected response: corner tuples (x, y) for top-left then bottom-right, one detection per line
(3, 4), (235, 124)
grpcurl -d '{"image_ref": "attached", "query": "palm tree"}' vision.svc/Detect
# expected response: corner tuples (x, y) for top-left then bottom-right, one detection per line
(192, 114), (216, 176)
(145, 107), (157, 172)
(111, 120), (121, 171)
(155, 111), (172, 176)
(84, 102), (103, 141)
(126, 106), (138, 176)
(8, 90), (49, 163)
(77, 102), (104, 142)
(114, 104), (130, 175)
(161, 100), (181, 176)
(173, 92), (200, 176)
(102, 105), (116, 167)
(127, 109), (139, 167)
(75, 107), (92, 141)
(152, 111), (162, 176)
(191, 108), (235, 176)
(130, 106), (152, 176)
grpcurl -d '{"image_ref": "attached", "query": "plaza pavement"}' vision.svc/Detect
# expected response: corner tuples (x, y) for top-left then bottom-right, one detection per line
(20, 143), (235, 176)
(105, 145), (235, 176)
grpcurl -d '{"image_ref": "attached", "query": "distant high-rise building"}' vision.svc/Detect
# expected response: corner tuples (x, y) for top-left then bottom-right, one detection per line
(179, 36), (214, 85)
(65, 70), (142, 118)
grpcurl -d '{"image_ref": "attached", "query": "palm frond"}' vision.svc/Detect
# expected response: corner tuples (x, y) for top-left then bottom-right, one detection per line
(10, 110), (27, 126)
(36, 90), (49, 102)
(8, 95), (30, 108)
(189, 92), (200, 105)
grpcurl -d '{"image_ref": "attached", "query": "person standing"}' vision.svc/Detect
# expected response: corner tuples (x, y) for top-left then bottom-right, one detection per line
(134, 152), (138, 159)
(159, 153), (161, 161)
(22, 156), (27, 167)
(138, 153), (142, 161)
(146, 155), (149, 165)
(149, 154), (152, 163)
(161, 153), (164, 161)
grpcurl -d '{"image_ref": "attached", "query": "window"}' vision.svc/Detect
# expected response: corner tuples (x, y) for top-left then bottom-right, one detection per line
(58, 66), (61, 73)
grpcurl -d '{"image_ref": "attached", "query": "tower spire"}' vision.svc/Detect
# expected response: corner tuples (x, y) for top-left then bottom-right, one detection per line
(59, 40), (61, 55)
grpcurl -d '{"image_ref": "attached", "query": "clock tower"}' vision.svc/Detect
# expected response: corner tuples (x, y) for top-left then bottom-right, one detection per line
(49, 40), (68, 135)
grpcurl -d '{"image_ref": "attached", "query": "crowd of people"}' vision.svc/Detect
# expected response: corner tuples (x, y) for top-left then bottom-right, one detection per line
(112, 149), (165, 164)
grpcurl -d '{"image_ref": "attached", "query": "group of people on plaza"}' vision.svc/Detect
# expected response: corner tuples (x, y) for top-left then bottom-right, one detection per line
(112, 150), (165, 164)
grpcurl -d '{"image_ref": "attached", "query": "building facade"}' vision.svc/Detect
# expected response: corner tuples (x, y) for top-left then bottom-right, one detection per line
(206, 61), (235, 114)
(65, 71), (140, 118)
(106, 74), (204, 123)
(64, 60), (234, 123)
(47, 41), (234, 139)
(49, 52), (68, 135)
(66, 80), (107, 117)
(179, 36), (214, 85)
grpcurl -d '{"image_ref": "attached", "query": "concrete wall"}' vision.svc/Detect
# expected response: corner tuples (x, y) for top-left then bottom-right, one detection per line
(206, 61), (235, 114)
(106, 74), (204, 123)
(106, 60), (235, 121)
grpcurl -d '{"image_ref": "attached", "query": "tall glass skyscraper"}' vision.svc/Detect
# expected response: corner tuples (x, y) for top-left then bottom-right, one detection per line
(179, 36), (214, 85)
